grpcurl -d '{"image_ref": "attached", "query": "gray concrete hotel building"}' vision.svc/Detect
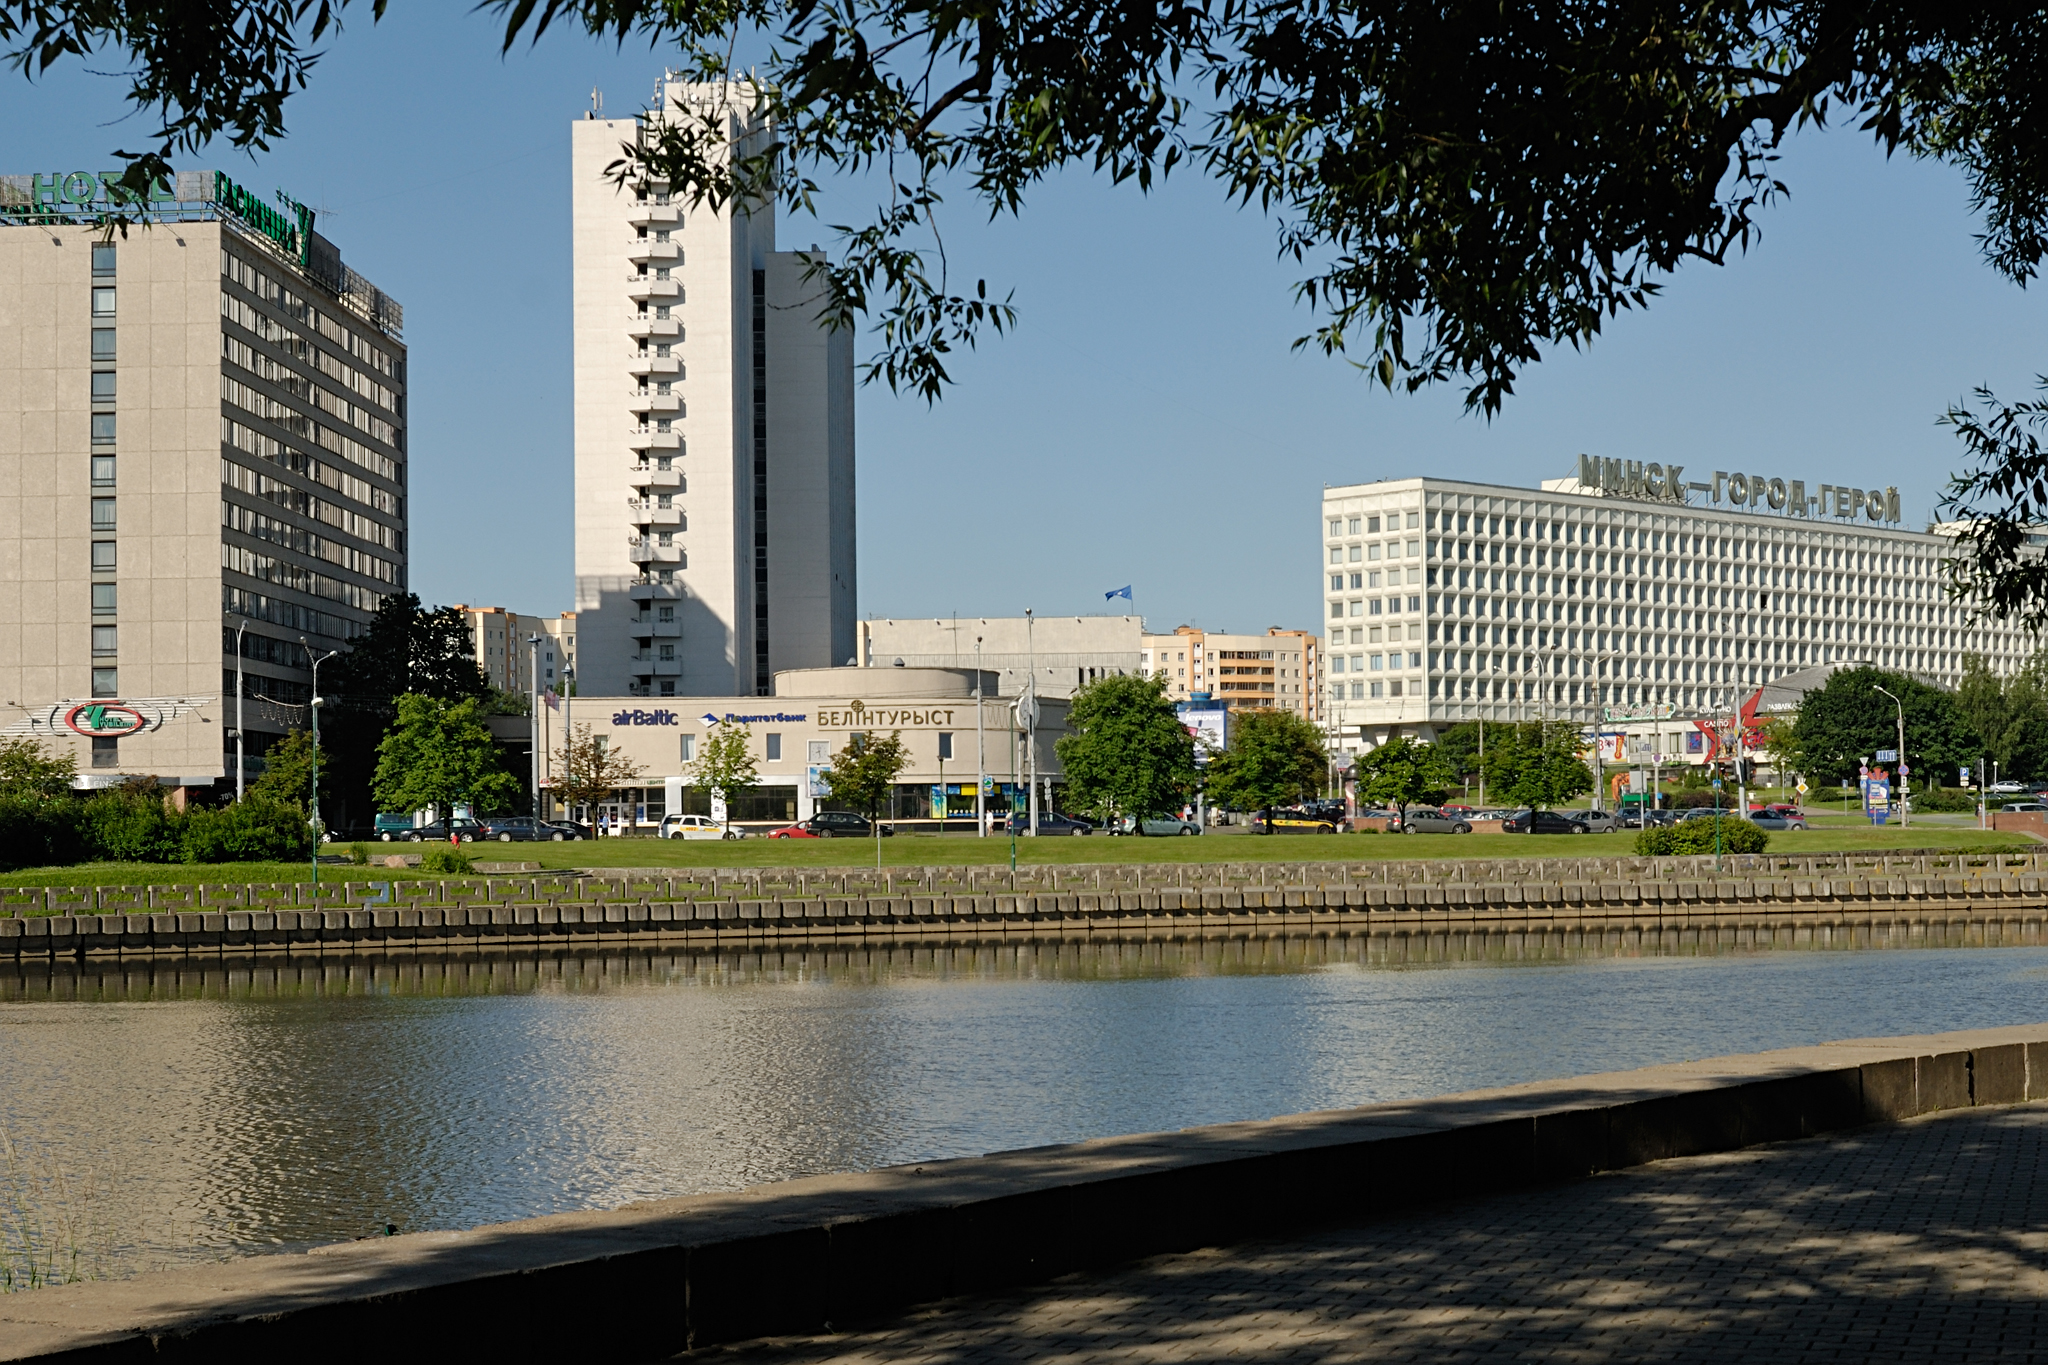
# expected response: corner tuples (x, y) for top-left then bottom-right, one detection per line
(1321, 462), (2038, 758)
(573, 76), (856, 700)
(0, 170), (405, 791)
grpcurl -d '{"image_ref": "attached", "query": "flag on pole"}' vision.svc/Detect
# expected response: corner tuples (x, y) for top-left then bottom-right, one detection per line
(1105, 585), (1133, 601)
(543, 688), (560, 712)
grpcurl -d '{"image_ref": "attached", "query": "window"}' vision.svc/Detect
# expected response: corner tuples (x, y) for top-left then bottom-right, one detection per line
(90, 413), (115, 445)
(91, 243), (116, 276)
(657, 643), (675, 660)
(90, 668), (118, 698)
(91, 456), (115, 487)
(655, 267), (671, 280)
(654, 304), (672, 319)
(655, 229), (671, 243)
(91, 583), (116, 616)
(938, 732), (954, 761)
(1328, 519), (1342, 537)
(91, 736), (118, 767)
(1330, 575), (1343, 591)
(90, 497), (115, 530)
(90, 287), (115, 317)
(680, 734), (695, 761)
(1329, 546), (1341, 564)
(91, 540), (116, 571)
(656, 493), (674, 509)
(656, 531), (674, 547)
(766, 733), (782, 761)
(92, 625), (117, 656)
(91, 328), (115, 360)
(657, 604), (675, 622)
(658, 680), (676, 696)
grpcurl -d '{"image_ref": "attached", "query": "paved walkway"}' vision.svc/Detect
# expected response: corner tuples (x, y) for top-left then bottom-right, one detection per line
(699, 1104), (2048, 1363)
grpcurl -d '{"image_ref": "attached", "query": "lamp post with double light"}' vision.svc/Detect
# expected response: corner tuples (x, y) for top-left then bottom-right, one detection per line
(303, 641), (338, 886)
(231, 617), (248, 801)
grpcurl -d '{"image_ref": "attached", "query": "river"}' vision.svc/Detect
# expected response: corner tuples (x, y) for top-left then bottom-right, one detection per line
(2, 923), (2045, 1284)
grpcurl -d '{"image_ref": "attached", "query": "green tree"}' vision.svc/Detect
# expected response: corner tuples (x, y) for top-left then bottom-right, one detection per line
(1956, 652), (2048, 782)
(822, 730), (910, 824)
(1352, 737), (1456, 828)
(0, 736), (75, 800)
(1481, 721), (1595, 813)
(371, 695), (520, 817)
(1431, 722), (1485, 784)
(689, 722), (759, 832)
(247, 729), (326, 811)
(551, 724), (649, 814)
(1791, 665), (1977, 789)
(1054, 675), (1197, 821)
(1204, 709), (1327, 832)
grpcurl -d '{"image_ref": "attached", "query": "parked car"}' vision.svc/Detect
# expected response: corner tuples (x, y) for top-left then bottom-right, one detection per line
(1260, 811), (1340, 834)
(543, 820), (592, 841)
(1573, 808), (1621, 833)
(1640, 810), (1681, 828)
(404, 818), (486, 843)
(659, 813), (739, 840)
(1400, 807), (1473, 834)
(1501, 809), (1590, 834)
(1439, 804), (1477, 817)
(770, 811), (893, 838)
(373, 813), (417, 841)
(1987, 780), (2028, 794)
(1109, 814), (1203, 836)
(1006, 812), (1094, 835)
(2001, 801), (2048, 812)
(1680, 806), (1739, 822)
(478, 816), (556, 842)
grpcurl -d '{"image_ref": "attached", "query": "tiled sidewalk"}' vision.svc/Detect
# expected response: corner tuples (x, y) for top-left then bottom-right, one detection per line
(702, 1104), (2048, 1363)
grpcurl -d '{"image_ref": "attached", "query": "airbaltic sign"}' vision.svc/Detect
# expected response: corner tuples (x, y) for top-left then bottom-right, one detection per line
(1574, 454), (1901, 525)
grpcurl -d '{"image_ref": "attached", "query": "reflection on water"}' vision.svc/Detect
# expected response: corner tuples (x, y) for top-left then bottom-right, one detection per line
(3, 923), (2046, 1282)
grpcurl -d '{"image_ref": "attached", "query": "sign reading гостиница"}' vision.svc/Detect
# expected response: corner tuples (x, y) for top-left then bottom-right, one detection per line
(0, 170), (315, 265)
(1573, 454), (1902, 525)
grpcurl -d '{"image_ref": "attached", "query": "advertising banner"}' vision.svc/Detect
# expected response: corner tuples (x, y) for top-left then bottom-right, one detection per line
(1177, 704), (1229, 765)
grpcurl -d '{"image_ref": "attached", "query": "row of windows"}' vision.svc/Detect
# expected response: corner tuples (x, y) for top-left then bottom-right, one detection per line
(87, 269), (120, 706)
(222, 460), (403, 551)
(223, 418), (401, 515)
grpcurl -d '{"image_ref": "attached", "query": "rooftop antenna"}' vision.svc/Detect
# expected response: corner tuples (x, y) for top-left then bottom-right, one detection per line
(587, 88), (602, 120)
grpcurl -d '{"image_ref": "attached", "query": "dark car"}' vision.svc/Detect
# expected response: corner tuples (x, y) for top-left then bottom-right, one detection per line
(404, 818), (486, 843)
(1501, 808), (1590, 834)
(1640, 809), (1681, 828)
(479, 816), (554, 842)
(543, 820), (592, 841)
(1005, 812), (1094, 835)
(770, 811), (893, 838)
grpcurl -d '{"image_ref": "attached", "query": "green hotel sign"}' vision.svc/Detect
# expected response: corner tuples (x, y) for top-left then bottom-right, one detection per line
(212, 172), (315, 265)
(3, 169), (314, 264)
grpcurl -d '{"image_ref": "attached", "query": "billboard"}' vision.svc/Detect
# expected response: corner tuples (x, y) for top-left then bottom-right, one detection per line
(1176, 704), (1228, 765)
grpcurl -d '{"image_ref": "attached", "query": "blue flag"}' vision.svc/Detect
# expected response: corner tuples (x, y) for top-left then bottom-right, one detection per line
(1105, 585), (1133, 601)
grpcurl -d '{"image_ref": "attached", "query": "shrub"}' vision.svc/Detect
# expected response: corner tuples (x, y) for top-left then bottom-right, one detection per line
(419, 846), (474, 875)
(1672, 790), (1726, 809)
(77, 787), (180, 862)
(349, 842), (371, 865)
(0, 797), (87, 871)
(178, 798), (312, 863)
(1635, 817), (1770, 856)
(1909, 785), (1977, 814)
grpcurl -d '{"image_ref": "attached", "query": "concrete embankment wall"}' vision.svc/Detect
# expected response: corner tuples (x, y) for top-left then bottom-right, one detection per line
(5, 850), (2048, 957)
(4, 1022), (2044, 1362)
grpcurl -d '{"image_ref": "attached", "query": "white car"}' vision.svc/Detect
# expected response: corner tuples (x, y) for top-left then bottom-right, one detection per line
(659, 814), (740, 840)
(1988, 780), (2030, 794)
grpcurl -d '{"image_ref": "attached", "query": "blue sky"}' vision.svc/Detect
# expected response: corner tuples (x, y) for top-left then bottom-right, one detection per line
(6, 10), (2043, 636)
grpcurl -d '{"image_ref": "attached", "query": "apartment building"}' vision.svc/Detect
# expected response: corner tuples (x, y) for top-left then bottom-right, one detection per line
(572, 76), (855, 700)
(455, 606), (576, 695)
(1141, 625), (1323, 721)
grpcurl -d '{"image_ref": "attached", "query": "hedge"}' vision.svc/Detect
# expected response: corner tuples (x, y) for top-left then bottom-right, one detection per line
(1634, 817), (1770, 856)
(0, 790), (311, 872)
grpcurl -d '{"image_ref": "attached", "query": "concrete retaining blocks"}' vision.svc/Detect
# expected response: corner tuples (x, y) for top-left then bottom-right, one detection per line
(4, 1023), (2046, 1363)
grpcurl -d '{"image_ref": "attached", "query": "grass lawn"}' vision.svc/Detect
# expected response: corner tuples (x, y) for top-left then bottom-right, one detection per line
(0, 825), (2032, 887)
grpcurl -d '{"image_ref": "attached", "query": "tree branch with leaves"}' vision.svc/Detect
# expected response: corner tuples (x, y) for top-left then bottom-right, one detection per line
(551, 722), (649, 813)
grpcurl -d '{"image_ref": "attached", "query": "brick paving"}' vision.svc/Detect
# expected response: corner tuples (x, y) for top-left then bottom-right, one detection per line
(698, 1104), (2048, 1363)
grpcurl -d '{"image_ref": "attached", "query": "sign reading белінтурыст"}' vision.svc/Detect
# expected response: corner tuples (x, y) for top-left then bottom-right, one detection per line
(1573, 454), (1901, 524)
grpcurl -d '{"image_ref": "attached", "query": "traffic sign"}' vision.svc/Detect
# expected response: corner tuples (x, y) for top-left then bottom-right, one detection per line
(1796, 779), (1809, 795)
(1875, 749), (1899, 762)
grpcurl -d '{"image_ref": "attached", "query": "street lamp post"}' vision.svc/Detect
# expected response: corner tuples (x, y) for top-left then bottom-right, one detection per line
(526, 634), (542, 818)
(1024, 608), (1038, 837)
(303, 641), (338, 888)
(974, 636), (986, 839)
(232, 617), (248, 802)
(1874, 684), (1908, 827)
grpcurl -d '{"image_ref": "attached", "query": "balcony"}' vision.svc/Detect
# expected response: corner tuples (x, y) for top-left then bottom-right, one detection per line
(627, 277), (681, 303)
(634, 616), (683, 637)
(628, 427), (682, 453)
(628, 239), (681, 263)
(627, 316), (681, 340)
(633, 390), (683, 414)
(629, 353), (681, 377)
(629, 655), (683, 676)
(626, 202), (680, 228)
(626, 537), (684, 563)
(632, 464), (683, 488)
(628, 579), (682, 601)
(626, 498), (684, 526)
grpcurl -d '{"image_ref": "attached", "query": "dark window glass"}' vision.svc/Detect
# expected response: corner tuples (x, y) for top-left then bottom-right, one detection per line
(90, 540), (116, 570)
(90, 668), (118, 698)
(91, 244), (116, 277)
(91, 456), (115, 487)
(91, 583), (116, 615)
(91, 328), (115, 360)
(90, 413), (115, 445)
(90, 497), (115, 529)
(91, 625), (117, 656)
(91, 371), (116, 401)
